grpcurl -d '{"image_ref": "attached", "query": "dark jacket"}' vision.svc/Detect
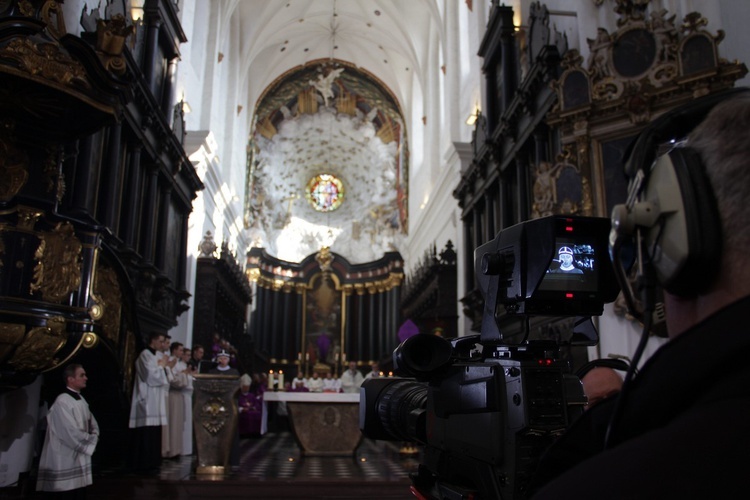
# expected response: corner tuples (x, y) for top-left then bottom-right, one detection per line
(531, 294), (750, 499)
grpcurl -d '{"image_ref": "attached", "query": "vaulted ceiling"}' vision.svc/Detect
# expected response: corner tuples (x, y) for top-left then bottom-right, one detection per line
(226, 0), (446, 263)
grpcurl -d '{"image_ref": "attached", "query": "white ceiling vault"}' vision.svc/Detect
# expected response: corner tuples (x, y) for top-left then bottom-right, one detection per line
(249, 60), (407, 263)
(225, 0), (449, 264)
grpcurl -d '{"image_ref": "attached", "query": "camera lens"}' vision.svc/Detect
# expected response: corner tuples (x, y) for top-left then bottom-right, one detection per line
(376, 379), (428, 442)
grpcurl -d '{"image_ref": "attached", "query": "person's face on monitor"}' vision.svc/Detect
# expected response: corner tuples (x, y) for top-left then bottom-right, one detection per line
(560, 253), (573, 266)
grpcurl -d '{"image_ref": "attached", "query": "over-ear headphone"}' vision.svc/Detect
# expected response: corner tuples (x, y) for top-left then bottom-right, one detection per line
(610, 87), (750, 299)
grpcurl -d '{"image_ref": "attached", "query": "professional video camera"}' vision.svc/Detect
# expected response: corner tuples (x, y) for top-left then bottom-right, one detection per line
(360, 215), (620, 499)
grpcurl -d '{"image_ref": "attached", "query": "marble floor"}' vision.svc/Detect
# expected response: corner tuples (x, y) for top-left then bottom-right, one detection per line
(19, 432), (421, 499)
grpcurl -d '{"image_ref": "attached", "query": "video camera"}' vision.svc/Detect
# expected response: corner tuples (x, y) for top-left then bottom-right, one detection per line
(360, 216), (620, 499)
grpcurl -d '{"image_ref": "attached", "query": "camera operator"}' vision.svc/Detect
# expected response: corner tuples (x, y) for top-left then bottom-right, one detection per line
(531, 92), (750, 498)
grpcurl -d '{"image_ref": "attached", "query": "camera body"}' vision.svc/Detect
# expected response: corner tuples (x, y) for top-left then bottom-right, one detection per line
(360, 216), (620, 499)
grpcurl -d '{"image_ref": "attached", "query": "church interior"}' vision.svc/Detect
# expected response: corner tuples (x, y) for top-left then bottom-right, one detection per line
(1, 0), (748, 498)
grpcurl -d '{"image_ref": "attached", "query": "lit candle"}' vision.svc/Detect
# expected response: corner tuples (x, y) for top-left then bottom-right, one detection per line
(305, 353), (309, 361)
(297, 352), (302, 361)
(268, 370), (274, 389)
(388, 371), (393, 377)
(278, 370), (284, 390)
(342, 353), (346, 363)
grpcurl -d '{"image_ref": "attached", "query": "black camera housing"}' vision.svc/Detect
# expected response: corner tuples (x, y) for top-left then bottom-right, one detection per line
(360, 216), (621, 499)
(476, 215), (620, 344)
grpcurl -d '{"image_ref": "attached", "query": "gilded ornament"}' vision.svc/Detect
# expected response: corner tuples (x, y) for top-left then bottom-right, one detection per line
(93, 264), (120, 343)
(18, 0), (33, 17)
(30, 221), (82, 302)
(40, 0), (67, 40)
(200, 397), (230, 435)
(315, 246), (334, 272)
(42, 146), (63, 199)
(1, 38), (90, 89)
(8, 317), (66, 371)
(0, 139), (29, 202)
(0, 323), (26, 364)
(95, 14), (134, 76)
(16, 207), (43, 231)
(246, 267), (260, 283)
(81, 332), (98, 348)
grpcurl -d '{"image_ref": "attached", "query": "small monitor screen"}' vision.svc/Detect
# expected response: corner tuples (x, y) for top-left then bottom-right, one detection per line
(537, 238), (599, 293)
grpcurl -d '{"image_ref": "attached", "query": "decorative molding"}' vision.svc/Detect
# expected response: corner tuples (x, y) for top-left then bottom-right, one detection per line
(0, 137), (29, 202)
(30, 221), (82, 302)
(7, 316), (66, 371)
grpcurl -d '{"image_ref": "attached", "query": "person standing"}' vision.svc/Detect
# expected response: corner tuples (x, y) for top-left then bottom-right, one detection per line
(208, 350), (239, 376)
(36, 364), (99, 498)
(322, 372), (341, 392)
(237, 373), (262, 437)
(363, 362), (380, 381)
(188, 344), (204, 370)
(306, 371), (324, 392)
(129, 332), (170, 475)
(339, 361), (364, 393)
(164, 342), (189, 458)
(180, 347), (195, 455)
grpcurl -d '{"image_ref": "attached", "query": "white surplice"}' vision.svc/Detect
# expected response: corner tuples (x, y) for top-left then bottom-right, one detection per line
(36, 391), (99, 492)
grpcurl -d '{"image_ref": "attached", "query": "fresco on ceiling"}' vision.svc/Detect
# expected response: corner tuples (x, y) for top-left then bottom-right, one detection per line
(245, 60), (408, 264)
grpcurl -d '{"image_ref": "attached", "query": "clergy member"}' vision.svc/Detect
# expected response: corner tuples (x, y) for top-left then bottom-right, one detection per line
(37, 364), (99, 497)
(164, 342), (189, 458)
(340, 361), (364, 393)
(129, 331), (170, 474)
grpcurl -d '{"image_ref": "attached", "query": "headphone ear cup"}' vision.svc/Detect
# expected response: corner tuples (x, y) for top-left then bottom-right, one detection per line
(643, 147), (721, 296)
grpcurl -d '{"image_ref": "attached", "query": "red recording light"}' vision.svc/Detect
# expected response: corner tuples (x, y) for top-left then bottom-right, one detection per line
(565, 293), (574, 298)
(565, 226), (573, 232)
(537, 358), (554, 366)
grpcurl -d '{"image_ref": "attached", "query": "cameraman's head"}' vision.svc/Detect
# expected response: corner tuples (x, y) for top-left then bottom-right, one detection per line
(666, 93), (750, 337)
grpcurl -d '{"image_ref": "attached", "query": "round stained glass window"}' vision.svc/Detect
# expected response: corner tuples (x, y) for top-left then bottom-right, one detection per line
(306, 174), (345, 212)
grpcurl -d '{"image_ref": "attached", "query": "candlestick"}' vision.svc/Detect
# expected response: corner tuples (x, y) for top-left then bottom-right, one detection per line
(268, 370), (274, 389)
(278, 370), (284, 390)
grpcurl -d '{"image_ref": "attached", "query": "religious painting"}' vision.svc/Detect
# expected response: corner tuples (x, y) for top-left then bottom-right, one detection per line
(302, 272), (343, 370)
